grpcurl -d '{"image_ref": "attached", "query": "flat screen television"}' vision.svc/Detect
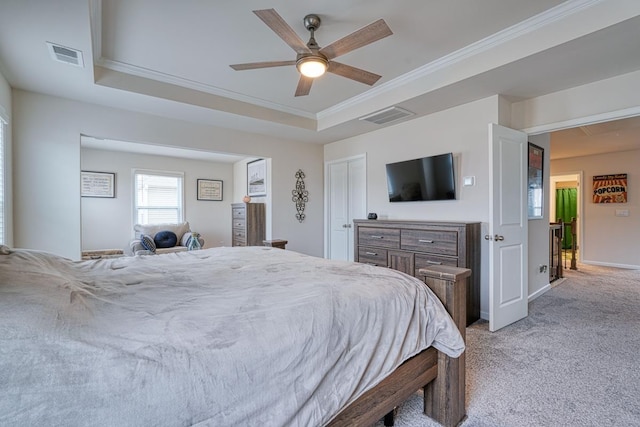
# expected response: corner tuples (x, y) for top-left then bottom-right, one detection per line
(386, 152), (456, 202)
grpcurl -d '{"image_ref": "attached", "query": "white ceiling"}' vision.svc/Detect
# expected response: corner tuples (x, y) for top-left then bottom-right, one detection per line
(1, 0), (640, 157)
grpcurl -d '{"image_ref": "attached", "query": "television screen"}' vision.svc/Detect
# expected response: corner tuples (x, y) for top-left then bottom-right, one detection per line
(386, 153), (456, 202)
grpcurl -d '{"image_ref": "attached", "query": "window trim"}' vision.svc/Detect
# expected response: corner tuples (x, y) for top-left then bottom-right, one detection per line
(132, 168), (185, 228)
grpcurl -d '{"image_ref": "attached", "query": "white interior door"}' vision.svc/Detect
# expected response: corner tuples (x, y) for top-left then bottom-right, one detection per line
(326, 156), (366, 261)
(328, 161), (349, 260)
(347, 157), (367, 258)
(488, 124), (528, 332)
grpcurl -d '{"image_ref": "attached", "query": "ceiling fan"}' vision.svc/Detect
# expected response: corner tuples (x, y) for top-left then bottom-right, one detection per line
(230, 9), (392, 97)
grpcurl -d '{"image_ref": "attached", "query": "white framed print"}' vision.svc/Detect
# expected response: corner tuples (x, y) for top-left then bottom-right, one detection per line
(81, 171), (115, 198)
(197, 179), (223, 201)
(247, 159), (266, 197)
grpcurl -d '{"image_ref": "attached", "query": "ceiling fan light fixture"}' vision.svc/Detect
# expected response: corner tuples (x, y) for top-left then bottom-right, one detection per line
(296, 56), (328, 78)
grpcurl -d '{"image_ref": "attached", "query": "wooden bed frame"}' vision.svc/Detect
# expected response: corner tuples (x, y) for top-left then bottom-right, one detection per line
(328, 266), (470, 427)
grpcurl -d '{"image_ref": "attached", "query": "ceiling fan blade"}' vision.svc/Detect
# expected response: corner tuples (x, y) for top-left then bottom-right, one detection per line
(328, 62), (382, 86)
(254, 9), (311, 55)
(319, 19), (392, 60)
(230, 60), (296, 71)
(295, 76), (313, 97)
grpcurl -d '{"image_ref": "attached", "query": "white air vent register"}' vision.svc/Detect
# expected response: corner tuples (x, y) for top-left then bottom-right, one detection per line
(359, 106), (414, 125)
(46, 42), (84, 67)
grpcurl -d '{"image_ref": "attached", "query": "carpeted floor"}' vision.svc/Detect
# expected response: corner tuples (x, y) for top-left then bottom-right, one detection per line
(375, 263), (640, 427)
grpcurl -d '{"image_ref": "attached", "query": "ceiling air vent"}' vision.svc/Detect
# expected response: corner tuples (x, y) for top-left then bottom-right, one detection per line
(46, 42), (84, 67)
(359, 106), (414, 125)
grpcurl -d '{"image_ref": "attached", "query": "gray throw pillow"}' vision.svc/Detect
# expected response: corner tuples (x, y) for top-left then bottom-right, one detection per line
(140, 234), (156, 253)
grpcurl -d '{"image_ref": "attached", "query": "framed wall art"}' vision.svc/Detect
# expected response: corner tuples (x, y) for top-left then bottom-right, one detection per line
(247, 159), (267, 197)
(197, 179), (223, 201)
(593, 173), (627, 203)
(527, 143), (544, 219)
(81, 171), (115, 198)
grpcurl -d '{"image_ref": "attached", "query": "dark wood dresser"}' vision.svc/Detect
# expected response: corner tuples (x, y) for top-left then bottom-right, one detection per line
(354, 219), (481, 325)
(232, 203), (266, 246)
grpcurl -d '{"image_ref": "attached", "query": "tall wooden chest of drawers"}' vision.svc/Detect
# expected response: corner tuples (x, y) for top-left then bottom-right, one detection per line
(354, 219), (481, 326)
(232, 203), (266, 247)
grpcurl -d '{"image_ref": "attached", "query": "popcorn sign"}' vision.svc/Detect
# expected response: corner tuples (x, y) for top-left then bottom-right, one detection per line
(592, 173), (627, 203)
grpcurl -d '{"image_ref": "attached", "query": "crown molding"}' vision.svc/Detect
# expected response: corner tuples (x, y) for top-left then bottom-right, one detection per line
(94, 58), (317, 121)
(318, 0), (603, 120)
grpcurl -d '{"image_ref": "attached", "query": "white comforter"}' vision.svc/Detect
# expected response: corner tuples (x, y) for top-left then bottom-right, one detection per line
(0, 245), (464, 427)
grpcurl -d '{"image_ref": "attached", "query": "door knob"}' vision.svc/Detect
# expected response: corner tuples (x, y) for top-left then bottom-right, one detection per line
(495, 235), (504, 241)
(484, 234), (493, 241)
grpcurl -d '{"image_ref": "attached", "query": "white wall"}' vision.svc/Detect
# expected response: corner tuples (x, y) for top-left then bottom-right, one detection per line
(527, 134), (552, 299)
(325, 96), (501, 317)
(12, 90), (324, 259)
(232, 158), (274, 239)
(513, 68), (640, 270)
(512, 70), (640, 132)
(0, 68), (12, 247)
(81, 148), (234, 251)
(551, 149), (640, 268)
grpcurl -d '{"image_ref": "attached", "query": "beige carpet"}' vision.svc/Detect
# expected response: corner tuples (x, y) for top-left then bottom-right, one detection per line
(375, 263), (640, 427)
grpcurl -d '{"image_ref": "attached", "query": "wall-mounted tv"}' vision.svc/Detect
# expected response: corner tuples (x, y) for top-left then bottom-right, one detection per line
(386, 152), (456, 202)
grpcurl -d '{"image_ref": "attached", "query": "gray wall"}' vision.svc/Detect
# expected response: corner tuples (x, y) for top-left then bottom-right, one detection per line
(551, 149), (640, 268)
(12, 90), (324, 259)
(325, 96), (501, 319)
(81, 148), (234, 251)
(0, 69), (11, 247)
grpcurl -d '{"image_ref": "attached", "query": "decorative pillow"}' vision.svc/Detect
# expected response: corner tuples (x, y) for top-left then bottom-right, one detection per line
(154, 230), (177, 248)
(139, 234), (156, 253)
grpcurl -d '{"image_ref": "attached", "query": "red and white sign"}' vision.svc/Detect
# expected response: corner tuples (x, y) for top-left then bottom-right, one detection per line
(592, 173), (627, 203)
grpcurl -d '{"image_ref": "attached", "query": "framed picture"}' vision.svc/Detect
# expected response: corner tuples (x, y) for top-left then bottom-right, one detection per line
(247, 159), (267, 197)
(593, 173), (627, 203)
(527, 143), (544, 219)
(197, 179), (223, 201)
(81, 171), (115, 198)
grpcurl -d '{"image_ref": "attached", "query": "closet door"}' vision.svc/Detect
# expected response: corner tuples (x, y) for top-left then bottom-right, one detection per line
(326, 156), (366, 261)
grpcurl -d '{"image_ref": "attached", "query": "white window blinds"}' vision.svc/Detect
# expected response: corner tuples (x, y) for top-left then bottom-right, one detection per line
(133, 170), (184, 225)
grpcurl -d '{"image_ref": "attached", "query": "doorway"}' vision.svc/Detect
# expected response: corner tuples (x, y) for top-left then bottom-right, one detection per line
(550, 173), (582, 270)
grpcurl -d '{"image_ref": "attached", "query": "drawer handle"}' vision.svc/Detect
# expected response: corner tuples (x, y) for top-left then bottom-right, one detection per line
(365, 252), (378, 256)
(370, 235), (384, 239)
(426, 260), (442, 265)
(419, 239), (434, 243)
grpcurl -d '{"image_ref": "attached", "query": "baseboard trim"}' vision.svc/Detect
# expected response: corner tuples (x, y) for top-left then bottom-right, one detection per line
(581, 260), (640, 270)
(528, 284), (551, 302)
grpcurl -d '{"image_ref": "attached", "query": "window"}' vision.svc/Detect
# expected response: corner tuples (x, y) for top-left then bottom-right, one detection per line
(133, 169), (184, 225)
(0, 116), (6, 245)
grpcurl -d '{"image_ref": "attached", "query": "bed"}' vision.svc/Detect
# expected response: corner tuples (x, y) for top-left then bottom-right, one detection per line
(0, 245), (465, 426)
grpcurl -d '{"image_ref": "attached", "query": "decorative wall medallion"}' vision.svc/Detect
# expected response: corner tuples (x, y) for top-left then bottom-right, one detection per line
(292, 169), (309, 222)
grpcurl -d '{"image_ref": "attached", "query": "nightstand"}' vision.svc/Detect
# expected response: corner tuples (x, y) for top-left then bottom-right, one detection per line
(263, 239), (288, 249)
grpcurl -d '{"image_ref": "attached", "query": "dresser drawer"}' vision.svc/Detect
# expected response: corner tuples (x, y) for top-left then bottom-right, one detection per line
(358, 247), (388, 267)
(358, 227), (400, 249)
(401, 229), (457, 256)
(232, 217), (246, 229)
(232, 207), (246, 219)
(414, 253), (457, 276)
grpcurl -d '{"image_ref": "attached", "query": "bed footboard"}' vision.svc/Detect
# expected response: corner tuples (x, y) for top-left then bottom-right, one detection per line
(327, 347), (438, 427)
(421, 266), (470, 427)
(329, 266), (470, 427)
